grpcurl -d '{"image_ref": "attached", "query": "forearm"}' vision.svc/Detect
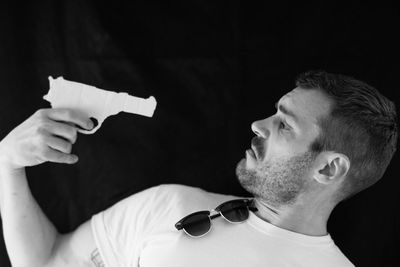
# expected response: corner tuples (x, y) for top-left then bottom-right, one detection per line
(0, 167), (59, 267)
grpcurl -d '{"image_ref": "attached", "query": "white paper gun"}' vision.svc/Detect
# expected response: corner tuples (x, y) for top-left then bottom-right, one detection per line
(43, 76), (157, 134)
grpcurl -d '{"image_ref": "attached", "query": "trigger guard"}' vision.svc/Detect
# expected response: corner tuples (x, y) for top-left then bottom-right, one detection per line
(77, 124), (101, 135)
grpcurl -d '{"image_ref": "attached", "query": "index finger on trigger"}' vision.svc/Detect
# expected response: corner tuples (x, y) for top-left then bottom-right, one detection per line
(46, 108), (94, 131)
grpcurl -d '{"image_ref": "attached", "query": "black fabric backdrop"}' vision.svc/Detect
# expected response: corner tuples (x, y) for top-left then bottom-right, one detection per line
(0, 1), (399, 266)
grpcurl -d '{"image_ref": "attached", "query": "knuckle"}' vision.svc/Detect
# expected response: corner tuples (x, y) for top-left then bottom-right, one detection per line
(55, 153), (64, 161)
(71, 133), (78, 144)
(27, 143), (38, 155)
(35, 108), (48, 118)
(35, 109), (44, 116)
(41, 121), (52, 131)
(37, 136), (47, 147)
(35, 125), (47, 136)
(65, 142), (72, 153)
(35, 115), (48, 127)
(56, 153), (65, 161)
(68, 124), (77, 135)
(62, 109), (74, 121)
(41, 148), (52, 159)
(65, 125), (78, 143)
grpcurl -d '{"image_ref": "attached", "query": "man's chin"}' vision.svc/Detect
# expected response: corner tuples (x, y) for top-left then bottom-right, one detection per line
(236, 159), (257, 189)
(235, 158), (246, 175)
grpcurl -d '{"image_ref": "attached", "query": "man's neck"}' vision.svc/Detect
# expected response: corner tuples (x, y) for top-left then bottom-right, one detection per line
(253, 197), (332, 236)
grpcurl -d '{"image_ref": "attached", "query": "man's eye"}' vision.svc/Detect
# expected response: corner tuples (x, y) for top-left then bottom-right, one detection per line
(279, 121), (289, 130)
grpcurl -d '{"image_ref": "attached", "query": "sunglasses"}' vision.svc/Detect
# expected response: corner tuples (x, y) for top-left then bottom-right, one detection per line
(175, 198), (258, 238)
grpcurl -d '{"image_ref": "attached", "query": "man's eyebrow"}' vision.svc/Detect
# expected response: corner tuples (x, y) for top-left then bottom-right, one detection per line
(275, 101), (299, 123)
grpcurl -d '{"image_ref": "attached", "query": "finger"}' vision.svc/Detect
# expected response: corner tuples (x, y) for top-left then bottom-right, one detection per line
(41, 147), (78, 164)
(44, 108), (94, 131)
(46, 120), (78, 144)
(45, 135), (73, 154)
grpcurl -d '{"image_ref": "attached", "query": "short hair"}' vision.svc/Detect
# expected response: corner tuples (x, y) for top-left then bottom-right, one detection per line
(295, 70), (398, 201)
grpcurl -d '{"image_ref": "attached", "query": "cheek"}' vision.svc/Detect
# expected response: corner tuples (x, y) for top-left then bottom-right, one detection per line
(263, 139), (292, 161)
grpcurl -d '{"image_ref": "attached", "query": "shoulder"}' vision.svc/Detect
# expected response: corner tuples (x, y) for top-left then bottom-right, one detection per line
(156, 183), (205, 195)
(99, 184), (220, 214)
(155, 183), (216, 200)
(313, 243), (354, 267)
(132, 184), (243, 219)
(145, 184), (237, 210)
(326, 245), (355, 267)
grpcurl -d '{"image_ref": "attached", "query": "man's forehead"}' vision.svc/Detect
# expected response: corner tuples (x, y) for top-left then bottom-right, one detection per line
(278, 88), (331, 124)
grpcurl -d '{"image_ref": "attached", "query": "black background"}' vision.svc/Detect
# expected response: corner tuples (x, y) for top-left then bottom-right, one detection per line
(0, 1), (399, 266)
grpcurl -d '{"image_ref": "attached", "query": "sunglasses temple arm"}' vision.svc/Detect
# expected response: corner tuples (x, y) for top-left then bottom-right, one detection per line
(175, 221), (184, 230)
(209, 213), (222, 220)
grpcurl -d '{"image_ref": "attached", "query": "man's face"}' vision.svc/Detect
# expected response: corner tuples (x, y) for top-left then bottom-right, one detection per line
(236, 87), (332, 207)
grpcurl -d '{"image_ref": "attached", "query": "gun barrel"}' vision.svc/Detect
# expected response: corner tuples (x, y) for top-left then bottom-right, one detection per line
(123, 95), (157, 117)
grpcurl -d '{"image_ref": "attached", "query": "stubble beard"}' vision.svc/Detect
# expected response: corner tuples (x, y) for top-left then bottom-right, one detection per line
(236, 151), (316, 208)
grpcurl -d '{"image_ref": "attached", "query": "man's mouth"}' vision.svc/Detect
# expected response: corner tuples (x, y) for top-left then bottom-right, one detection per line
(251, 137), (264, 160)
(246, 148), (257, 159)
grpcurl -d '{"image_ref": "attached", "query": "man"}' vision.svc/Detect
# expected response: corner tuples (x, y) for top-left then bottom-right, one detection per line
(0, 71), (397, 266)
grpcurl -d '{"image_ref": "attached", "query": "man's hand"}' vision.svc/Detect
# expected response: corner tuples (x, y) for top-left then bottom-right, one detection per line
(0, 108), (94, 171)
(0, 108), (97, 267)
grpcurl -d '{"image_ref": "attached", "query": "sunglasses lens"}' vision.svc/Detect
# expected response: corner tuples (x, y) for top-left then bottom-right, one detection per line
(182, 212), (211, 237)
(220, 201), (249, 222)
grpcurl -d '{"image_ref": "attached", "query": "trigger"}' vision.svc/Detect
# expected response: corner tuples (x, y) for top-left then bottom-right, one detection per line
(90, 117), (99, 128)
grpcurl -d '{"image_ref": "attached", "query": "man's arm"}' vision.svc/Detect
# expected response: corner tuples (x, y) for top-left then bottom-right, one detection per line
(0, 108), (105, 267)
(0, 167), (103, 267)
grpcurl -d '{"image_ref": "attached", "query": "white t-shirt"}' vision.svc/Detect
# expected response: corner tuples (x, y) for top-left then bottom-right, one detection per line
(91, 184), (354, 267)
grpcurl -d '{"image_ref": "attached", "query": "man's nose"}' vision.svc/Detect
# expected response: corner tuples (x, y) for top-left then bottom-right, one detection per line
(251, 119), (269, 138)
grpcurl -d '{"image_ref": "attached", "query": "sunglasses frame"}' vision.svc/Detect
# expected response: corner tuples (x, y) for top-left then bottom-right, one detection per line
(175, 198), (257, 238)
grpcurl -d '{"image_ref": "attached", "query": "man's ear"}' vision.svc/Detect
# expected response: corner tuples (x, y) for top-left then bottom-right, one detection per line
(313, 152), (350, 185)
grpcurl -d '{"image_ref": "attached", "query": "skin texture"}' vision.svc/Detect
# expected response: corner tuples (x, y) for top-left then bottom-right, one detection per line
(236, 87), (350, 236)
(236, 150), (316, 207)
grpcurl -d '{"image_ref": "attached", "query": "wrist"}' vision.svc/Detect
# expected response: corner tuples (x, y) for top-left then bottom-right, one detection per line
(0, 145), (23, 174)
(0, 165), (25, 174)
(0, 164), (26, 183)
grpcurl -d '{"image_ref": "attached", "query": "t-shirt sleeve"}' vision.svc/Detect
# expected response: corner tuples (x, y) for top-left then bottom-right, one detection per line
(90, 185), (164, 267)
